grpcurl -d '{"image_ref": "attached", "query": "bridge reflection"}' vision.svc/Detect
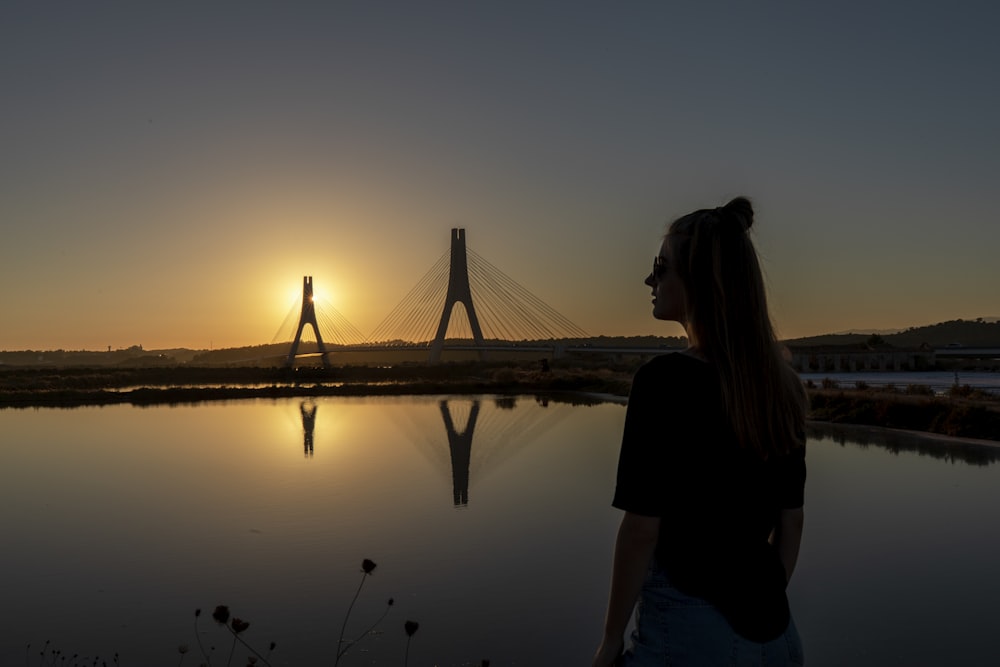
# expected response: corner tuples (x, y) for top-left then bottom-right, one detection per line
(293, 396), (572, 506)
(441, 400), (479, 506)
(418, 396), (571, 507)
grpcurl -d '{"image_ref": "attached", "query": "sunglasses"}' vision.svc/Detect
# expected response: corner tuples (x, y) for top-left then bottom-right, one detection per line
(652, 255), (669, 280)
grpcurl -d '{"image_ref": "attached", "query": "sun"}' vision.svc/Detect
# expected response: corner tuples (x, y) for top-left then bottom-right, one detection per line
(287, 280), (335, 307)
(312, 288), (332, 305)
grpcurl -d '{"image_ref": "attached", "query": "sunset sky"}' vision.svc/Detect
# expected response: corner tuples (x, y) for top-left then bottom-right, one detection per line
(2, 2), (998, 351)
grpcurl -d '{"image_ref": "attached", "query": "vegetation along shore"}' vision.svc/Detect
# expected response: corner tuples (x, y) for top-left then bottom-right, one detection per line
(1, 361), (998, 442)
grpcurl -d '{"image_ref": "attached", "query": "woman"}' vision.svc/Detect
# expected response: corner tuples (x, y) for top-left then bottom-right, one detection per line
(592, 197), (807, 667)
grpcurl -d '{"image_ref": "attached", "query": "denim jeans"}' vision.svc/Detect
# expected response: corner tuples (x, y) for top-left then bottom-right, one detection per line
(621, 566), (805, 667)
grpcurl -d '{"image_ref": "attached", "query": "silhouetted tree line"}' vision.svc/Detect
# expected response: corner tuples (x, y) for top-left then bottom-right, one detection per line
(787, 318), (1000, 349)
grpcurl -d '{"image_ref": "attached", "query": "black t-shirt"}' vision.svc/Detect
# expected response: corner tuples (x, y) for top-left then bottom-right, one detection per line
(612, 353), (806, 642)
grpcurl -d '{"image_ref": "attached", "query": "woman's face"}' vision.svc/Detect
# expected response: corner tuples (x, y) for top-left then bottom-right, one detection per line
(645, 236), (687, 323)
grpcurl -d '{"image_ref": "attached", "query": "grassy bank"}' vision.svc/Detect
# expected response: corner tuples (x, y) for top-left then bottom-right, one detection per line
(807, 385), (1000, 441)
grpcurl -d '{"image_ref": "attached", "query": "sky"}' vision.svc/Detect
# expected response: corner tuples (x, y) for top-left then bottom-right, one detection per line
(2, 1), (998, 351)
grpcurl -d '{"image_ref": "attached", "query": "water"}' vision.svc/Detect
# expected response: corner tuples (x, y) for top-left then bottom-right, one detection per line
(1, 397), (999, 666)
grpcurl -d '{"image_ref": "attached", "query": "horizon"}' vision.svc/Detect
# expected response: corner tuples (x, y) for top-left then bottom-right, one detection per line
(4, 314), (1000, 355)
(3, 3), (999, 350)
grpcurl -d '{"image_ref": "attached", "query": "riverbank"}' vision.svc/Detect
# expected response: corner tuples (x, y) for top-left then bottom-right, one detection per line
(807, 386), (1000, 441)
(0, 364), (634, 408)
(2, 364), (998, 441)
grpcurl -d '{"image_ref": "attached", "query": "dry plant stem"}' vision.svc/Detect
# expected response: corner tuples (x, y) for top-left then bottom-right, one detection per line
(404, 637), (412, 667)
(342, 601), (393, 654)
(193, 617), (212, 666)
(225, 628), (272, 667)
(34, 640), (50, 667)
(226, 634), (237, 667)
(334, 572), (369, 665)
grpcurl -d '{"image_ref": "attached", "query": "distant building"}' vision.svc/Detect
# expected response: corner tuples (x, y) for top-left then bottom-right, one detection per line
(787, 344), (934, 372)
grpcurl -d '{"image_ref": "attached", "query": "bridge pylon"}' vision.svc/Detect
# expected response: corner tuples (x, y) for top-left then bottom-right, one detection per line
(285, 276), (330, 369)
(429, 228), (486, 363)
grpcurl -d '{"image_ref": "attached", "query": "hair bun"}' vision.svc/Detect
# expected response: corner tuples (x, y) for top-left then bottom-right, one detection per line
(722, 197), (753, 231)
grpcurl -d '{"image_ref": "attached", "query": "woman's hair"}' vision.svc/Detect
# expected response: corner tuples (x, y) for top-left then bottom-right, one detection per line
(668, 196), (806, 457)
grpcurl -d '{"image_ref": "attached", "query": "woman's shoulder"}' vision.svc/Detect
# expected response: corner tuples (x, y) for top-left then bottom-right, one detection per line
(631, 352), (714, 395)
(638, 351), (711, 377)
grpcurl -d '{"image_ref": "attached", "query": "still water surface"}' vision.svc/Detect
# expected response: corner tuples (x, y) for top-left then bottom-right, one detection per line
(2, 396), (999, 666)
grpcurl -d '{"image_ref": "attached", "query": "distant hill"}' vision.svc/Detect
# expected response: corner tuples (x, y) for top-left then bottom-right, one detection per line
(830, 328), (904, 336)
(786, 318), (1000, 348)
(5, 321), (999, 368)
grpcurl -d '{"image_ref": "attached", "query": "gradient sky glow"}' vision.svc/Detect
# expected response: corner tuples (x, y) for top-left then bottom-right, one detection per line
(3, 2), (998, 350)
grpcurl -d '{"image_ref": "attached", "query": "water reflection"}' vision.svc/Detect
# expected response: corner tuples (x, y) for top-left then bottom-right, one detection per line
(288, 396), (569, 504)
(3, 398), (1000, 666)
(300, 400), (317, 457)
(441, 399), (479, 506)
(391, 396), (574, 508)
(807, 421), (1000, 466)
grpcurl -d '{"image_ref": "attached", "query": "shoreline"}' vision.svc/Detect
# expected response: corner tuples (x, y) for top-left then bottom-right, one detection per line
(806, 419), (1000, 450)
(0, 365), (635, 410)
(2, 365), (998, 442)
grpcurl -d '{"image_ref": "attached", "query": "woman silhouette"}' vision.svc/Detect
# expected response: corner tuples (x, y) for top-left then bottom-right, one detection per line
(592, 197), (807, 666)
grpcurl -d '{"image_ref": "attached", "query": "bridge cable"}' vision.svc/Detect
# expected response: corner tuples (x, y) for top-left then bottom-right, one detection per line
(367, 251), (449, 343)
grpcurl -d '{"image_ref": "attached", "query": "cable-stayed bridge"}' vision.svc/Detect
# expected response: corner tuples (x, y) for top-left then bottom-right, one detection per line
(272, 228), (589, 366)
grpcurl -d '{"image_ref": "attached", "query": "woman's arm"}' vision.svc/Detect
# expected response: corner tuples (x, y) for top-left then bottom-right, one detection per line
(592, 512), (660, 667)
(772, 507), (804, 583)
